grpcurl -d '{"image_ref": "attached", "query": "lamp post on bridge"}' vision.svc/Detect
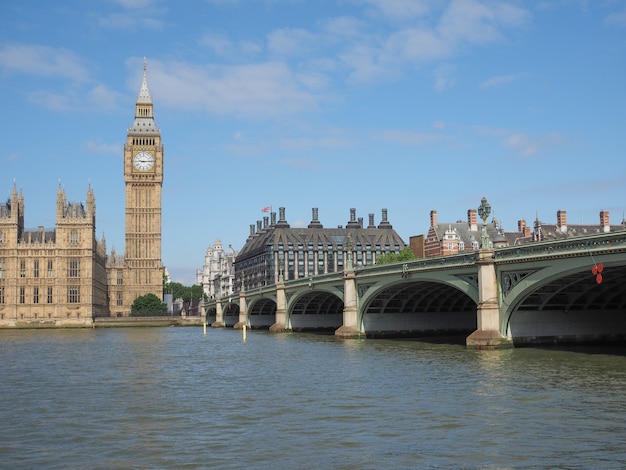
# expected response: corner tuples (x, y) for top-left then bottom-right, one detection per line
(477, 196), (492, 249)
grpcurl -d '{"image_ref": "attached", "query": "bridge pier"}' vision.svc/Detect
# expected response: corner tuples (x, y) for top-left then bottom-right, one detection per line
(233, 288), (248, 330)
(335, 268), (365, 339)
(466, 249), (512, 349)
(270, 281), (289, 333)
(211, 298), (224, 328)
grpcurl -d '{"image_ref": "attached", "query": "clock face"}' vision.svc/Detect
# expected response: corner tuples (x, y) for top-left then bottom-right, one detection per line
(133, 151), (154, 171)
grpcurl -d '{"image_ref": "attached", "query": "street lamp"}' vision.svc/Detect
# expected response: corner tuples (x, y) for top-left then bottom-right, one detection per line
(477, 196), (492, 249)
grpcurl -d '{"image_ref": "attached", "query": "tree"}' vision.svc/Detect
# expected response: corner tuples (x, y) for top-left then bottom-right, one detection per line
(131, 293), (168, 316)
(164, 281), (207, 315)
(375, 247), (415, 265)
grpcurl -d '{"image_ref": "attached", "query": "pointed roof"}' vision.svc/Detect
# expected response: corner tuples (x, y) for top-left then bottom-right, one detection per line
(137, 57), (152, 104)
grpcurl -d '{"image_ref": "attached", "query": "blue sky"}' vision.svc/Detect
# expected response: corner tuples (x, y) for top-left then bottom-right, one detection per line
(1, 0), (625, 285)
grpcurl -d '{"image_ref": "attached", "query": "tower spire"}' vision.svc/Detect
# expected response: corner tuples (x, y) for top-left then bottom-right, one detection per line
(137, 57), (152, 104)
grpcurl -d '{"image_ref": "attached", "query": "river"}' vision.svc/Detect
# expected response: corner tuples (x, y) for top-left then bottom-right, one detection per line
(1, 327), (625, 469)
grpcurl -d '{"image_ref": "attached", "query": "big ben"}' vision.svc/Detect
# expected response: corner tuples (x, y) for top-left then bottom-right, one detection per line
(122, 59), (163, 310)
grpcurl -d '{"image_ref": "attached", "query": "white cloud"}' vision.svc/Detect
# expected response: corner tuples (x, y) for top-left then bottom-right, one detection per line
(433, 64), (456, 92)
(0, 44), (90, 82)
(503, 133), (537, 157)
(481, 73), (528, 88)
(141, 59), (323, 118)
(267, 28), (318, 57)
(84, 140), (120, 154)
(337, 1), (530, 84)
(605, 8), (626, 27)
(438, 0), (530, 46)
(373, 129), (443, 146)
(357, 0), (434, 22)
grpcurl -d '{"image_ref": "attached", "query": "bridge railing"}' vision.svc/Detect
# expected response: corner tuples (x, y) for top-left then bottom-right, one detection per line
(494, 231), (626, 262)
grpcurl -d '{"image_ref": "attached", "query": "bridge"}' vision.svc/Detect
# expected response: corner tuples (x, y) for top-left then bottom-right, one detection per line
(203, 231), (626, 348)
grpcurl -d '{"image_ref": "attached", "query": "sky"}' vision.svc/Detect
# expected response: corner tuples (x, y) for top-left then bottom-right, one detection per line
(1, 0), (625, 286)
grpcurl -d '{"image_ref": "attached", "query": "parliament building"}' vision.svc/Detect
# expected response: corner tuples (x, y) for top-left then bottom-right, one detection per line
(0, 63), (163, 326)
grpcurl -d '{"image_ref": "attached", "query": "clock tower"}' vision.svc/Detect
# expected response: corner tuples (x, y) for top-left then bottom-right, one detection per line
(123, 59), (163, 311)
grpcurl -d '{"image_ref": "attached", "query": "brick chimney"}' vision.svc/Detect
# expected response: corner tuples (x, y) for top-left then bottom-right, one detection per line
(430, 210), (438, 228)
(468, 209), (477, 232)
(557, 210), (567, 233)
(600, 210), (610, 233)
(518, 219), (531, 237)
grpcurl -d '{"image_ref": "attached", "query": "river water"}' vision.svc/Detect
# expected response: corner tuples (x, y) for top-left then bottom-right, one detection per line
(1, 327), (625, 469)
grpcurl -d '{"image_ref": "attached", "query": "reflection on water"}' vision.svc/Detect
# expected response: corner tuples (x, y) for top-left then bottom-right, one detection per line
(1, 328), (625, 469)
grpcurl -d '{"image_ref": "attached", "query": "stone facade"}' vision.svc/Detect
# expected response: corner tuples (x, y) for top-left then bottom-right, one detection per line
(0, 185), (108, 326)
(196, 238), (238, 300)
(0, 62), (164, 325)
(235, 207), (406, 290)
(422, 207), (626, 258)
(111, 60), (164, 316)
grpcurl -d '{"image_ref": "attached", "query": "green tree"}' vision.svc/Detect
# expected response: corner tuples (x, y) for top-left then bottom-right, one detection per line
(375, 247), (415, 265)
(131, 293), (168, 316)
(166, 282), (207, 314)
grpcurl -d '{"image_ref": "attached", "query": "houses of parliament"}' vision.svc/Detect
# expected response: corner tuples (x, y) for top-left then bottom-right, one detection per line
(0, 63), (163, 326)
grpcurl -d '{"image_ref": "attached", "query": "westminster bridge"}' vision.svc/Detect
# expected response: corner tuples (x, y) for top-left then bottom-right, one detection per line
(203, 231), (626, 348)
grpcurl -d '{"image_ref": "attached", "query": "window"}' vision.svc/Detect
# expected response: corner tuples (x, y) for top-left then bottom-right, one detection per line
(0, 230), (3, 243)
(117, 270), (123, 285)
(116, 291), (123, 306)
(0, 259), (4, 279)
(47, 259), (53, 278)
(20, 260), (26, 278)
(33, 287), (39, 304)
(68, 286), (80, 303)
(33, 260), (39, 278)
(69, 259), (80, 278)
(70, 230), (79, 244)
(19, 287), (25, 304)
(47, 287), (53, 304)
(0, 286), (4, 304)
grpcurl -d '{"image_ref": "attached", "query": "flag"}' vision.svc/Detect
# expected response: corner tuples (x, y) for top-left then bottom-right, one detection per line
(262, 206), (271, 212)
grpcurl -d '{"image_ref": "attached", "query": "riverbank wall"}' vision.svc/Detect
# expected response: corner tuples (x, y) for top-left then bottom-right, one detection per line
(0, 316), (204, 329)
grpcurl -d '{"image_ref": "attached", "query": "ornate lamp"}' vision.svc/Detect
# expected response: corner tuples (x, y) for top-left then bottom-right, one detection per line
(477, 196), (492, 249)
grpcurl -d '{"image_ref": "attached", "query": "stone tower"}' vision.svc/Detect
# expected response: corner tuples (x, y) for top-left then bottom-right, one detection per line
(122, 59), (164, 311)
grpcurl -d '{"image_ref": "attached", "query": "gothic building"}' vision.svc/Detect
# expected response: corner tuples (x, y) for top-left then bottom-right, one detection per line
(196, 238), (238, 300)
(107, 60), (164, 316)
(417, 207), (625, 258)
(0, 62), (164, 325)
(234, 207), (406, 290)
(0, 184), (109, 324)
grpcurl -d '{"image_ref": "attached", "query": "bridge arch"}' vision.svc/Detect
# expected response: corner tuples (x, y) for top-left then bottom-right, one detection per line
(287, 287), (344, 332)
(247, 297), (277, 329)
(500, 254), (626, 344)
(222, 301), (240, 327)
(358, 276), (478, 338)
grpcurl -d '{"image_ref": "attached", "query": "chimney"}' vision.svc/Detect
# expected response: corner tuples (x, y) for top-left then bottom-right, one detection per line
(276, 207), (290, 228)
(518, 219), (530, 237)
(430, 210), (438, 228)
(249, 224), (255, 237)
(308, 207), (323, 228)
(271, 211), (277, 226)
(368, 213), (375, 229)
(557, 210), (567, 233)
(468, 209), (477, 232)
(377, 208), (392, 229)
(346, 208), (360, 228)
(358, 217), (363, 228)
(600, 210), (610, 233)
